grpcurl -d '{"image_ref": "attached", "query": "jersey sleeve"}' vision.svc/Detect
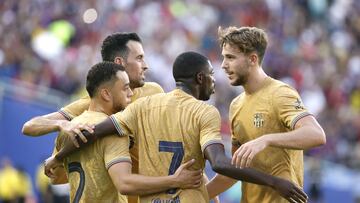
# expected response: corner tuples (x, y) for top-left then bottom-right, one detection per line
(199, 105), (223, 152)
(51, 137), (60, 156)
(58, 96), (90, 120)
(109, 101), (138, 138)
(273, 85), (311, 130)
(149, 82), (165, 94)
(52, 132), (68, 156)
(101, 135), (131, 170)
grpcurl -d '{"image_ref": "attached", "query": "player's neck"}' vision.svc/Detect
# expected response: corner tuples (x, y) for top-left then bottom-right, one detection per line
(175, 81), (199, 99)
(243, 67), (268, 95)
(88, 99), (113, 116)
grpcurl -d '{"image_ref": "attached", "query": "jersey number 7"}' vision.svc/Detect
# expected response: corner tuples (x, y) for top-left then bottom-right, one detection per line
(159, 141), (184, 194)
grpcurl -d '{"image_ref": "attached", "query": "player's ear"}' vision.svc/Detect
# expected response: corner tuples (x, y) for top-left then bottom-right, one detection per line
(249, 53), (258, 65)
(196, 71), (204, 84)
(100, 88), (112, 102)
(114, 57), (126, 66)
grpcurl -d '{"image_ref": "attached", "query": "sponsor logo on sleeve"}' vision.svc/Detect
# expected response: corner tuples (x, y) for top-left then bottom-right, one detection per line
(294, 98), (304, 110)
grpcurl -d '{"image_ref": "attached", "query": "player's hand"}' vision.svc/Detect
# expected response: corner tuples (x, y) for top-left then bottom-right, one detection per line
(272, 177), (308, 203)
(213, 196), (220, 203)
(172, 159), (202, 189)
(44, 156), (62, 178)
(231, 137), (268, 168)
(59, 120), (94, 148)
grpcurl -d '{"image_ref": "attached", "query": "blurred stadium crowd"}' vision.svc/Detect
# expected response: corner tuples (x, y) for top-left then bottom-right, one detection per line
(0, 0), (360, 202)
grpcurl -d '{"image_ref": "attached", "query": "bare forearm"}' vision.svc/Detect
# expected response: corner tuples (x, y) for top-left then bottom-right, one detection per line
(213, 156), (275, 187)
(205, 145), (276, 188)
(206, 174), (237, 199)
(55, 118), (117, 161)
(264, 126), (325, 150)
(119, 174), (177, 195)
(22, 116), (64, 136)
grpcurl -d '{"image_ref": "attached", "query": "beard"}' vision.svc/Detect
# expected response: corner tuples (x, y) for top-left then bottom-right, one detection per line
(130, 78), (145, 89)
(230, 72), (249, 86)
(199, 88), (214, 101)
(231, 62), (250, 86)
(233, 74), (248, 86)
(113, 104), (125, 113)
(199, 93), (211, 101)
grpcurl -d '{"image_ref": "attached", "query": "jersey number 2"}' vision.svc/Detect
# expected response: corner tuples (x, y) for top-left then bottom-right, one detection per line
(68, 162), (85, 203)
(159, 141), (184, 194)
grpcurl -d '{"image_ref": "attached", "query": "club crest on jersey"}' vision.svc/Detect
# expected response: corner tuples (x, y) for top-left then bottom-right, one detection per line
(294, 98), (304, 110)
(253, 113), (264, 128)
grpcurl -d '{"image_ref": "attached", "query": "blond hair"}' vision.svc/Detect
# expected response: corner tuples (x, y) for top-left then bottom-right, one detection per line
(218, 26), (268, 64)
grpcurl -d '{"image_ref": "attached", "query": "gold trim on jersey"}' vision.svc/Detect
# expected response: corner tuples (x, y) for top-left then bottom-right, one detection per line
(106, 157), (132, 170)
(201, 140), (223, 153)
(58, 109), (73, 121)
(290, 112), (312, 130)
(110, 115), (126, 137)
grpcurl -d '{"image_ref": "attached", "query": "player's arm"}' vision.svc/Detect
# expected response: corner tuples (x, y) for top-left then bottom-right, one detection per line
(108, 159), (202, 196)
(47, 137), (68, 185)
(206, 174), (237, 200)
(266, 86), (326, 149)
(232, 115), (326, 168)
(199, 106), (306, 201)
(262, 115), (325, 149)
(204, 143), (308, 203)
(232, 85), (326, 169)
(206, 143), (240, 199)
(46, 111), (130, 172)
(22, 111), (94, 147)
(22, 112), (68, 136)
(53, 117), (116, 162)
(203, 173), (221, 203)
(51, 101), (138, 162)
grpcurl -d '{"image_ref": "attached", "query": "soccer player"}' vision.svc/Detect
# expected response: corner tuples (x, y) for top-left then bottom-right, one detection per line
(46, 52), (308, 203)
(22, 32), (163, 203)
(212, 26), (326, 202)
(49, 61), (202, 202)
(22, 32), (162, 142)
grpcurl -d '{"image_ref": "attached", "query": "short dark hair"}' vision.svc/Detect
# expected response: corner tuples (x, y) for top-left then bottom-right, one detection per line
(86, 62), (125, 97)
(173, 51), (210, 82)
(101, 32), (142, 62)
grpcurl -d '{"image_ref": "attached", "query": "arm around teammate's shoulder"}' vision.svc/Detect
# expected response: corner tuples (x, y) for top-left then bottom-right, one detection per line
(21, 111), (94, 148)
(206, 174), (237, 200)
(108, 159), (202, 196)
(22, 112), (67, 136)
(53, 117), (117, 161)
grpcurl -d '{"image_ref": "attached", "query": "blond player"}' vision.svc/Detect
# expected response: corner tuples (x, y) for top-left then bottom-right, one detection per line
(208, 26), (326, 202)
(47, 52), (308, 203)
